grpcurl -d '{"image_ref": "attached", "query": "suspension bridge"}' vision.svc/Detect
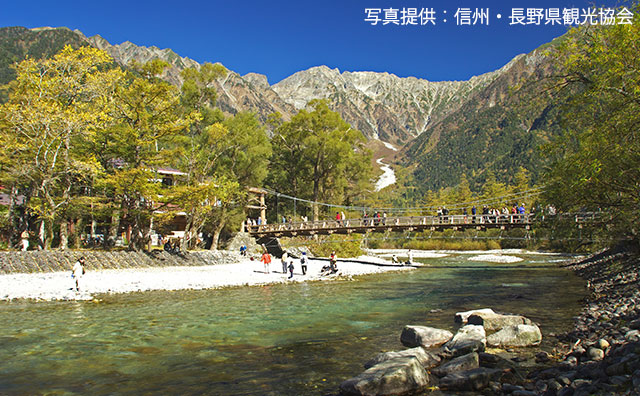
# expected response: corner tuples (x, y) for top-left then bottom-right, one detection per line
(244, 187), (601, 239)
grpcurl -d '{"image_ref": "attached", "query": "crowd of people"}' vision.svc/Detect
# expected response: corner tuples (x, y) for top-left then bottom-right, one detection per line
(259, 249), (310, 278)
(245, 203), (563, 233)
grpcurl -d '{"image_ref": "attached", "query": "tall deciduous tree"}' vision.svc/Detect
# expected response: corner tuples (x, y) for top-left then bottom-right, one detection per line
(544, 5), (640, 243)
(171, 63), (229, 250)
(101, 59), (196, 250)
(0, 46), (123, 249)
(270, 100), (373, 221)
(206, 112), (271, 249)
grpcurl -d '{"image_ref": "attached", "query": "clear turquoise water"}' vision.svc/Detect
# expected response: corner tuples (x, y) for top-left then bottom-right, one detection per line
(0, 253), (586, 395)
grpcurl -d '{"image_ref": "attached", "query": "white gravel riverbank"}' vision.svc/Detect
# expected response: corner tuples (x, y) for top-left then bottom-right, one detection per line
(0, 256), (411, 302)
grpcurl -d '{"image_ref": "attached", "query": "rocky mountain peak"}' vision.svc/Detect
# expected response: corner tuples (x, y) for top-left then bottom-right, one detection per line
(243, 72), (270, 90)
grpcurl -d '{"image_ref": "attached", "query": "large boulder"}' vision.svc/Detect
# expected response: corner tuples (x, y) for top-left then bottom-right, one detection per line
(444, 325), (486, 356)
(467, 312), (532, 332)
(439, 367), (502, 391)
(486, 324), (542, 347)
(432, 352), (479, 377)
(339, 356), (430, 396)
(400, 325), (453, 348)
(455, 308), (495, 324)
(364, 347), (441, 369)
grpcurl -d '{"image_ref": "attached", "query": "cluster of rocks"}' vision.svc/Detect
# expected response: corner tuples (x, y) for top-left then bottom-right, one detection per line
(524, 249), (640, 395)
(339, 308), (543, 395)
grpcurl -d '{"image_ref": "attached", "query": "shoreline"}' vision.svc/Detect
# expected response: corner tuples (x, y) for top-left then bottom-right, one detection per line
(0, 255), (412, 302)
(0, 248), (563, 302)
(522, 248), (640, 395)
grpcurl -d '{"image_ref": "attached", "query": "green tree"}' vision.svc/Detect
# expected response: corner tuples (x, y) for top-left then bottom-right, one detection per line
(170, 63), (229, 250)
(0, 46), (124, 249)
(100, 59), (196, 250)
(544, 5), (640, 243)
(204, 112), (271, 249)
(269, 100), (373, 221)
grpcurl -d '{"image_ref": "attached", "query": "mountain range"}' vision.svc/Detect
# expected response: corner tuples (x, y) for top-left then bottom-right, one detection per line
(0, 26), (563, 192)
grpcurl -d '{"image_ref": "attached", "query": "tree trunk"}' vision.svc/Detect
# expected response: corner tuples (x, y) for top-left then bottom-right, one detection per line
(73, 218), (84, 249)
(7, 185), (17, 247)
(109, 210), (120, 247)
(313, 179), (320, 222)
(210, 205), (228, 251)
(181, 211), (195, 252)
(38, 220), (46, 250)
(59, 218), (68, 250)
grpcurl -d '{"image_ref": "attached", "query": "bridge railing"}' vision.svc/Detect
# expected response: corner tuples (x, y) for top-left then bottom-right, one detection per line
(247, 213), (534, 234)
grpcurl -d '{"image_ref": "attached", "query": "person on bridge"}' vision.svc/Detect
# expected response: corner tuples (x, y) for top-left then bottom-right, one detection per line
(261, 251), (272, 273)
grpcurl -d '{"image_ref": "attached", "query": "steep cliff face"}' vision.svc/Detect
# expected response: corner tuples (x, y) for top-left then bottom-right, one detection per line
(271, 60), (521, 144)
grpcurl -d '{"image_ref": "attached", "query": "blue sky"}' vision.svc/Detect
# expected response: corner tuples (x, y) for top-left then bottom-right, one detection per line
(1, 0), (633, 84)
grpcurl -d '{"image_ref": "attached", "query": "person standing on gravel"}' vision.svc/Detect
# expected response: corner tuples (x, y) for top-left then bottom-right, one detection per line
(261, 251), (272, 274)
(281, 252), (288, 273)
(71, 257), (86, 292)
(300, 252), (308, 275)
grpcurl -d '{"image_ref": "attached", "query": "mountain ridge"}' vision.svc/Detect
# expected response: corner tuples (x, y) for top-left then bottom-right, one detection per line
(0, 25), (563, 191)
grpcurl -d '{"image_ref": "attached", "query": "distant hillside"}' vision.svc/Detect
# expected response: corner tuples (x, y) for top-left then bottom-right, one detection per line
(402, 42), (565, 193)
(0, 26), (87, 100)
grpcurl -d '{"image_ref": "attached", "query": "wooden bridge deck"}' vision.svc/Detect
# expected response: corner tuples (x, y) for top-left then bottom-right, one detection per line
(247, 212), (602, 238)
(248, 214), (537, 238)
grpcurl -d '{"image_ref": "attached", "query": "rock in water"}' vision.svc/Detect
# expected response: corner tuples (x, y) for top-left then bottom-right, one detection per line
(486, 324), (542, 347)
(400, 325), (453, 348)
(439, 367), (501, 391)
(467, 312), (532, 331)
(455, 308), (495, 324)
(432, 352), (479, 377)
(339, 356), (430, 396)
(444, 325), (486, 356)
(364, 347), (441, 369)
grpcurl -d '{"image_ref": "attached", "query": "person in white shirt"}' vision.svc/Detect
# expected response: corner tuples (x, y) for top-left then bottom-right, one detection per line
(71, 257), (86, 292)
(406, 250), (414, 265)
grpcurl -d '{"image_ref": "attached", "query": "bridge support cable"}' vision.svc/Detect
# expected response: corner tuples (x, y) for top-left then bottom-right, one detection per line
(260, 187), (546, 216)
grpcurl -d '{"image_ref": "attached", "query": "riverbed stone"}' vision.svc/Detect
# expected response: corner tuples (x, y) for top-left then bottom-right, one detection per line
(432, 352), (479, 377)
(467, 312), (532, 332)
(596, 338), (610, 350)
(439, 367), (501, 391)
(455, 308), (495, 324)
(400, 325), (453, 348)
(444, 325), (486, 356)
(339, 356), (429, 396)
(587, 347), (605, 361)
(364, 347), (441, 369)
(486, 324), (542, 348)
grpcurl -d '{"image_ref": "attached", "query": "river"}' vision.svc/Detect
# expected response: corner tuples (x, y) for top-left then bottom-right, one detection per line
(0, 251), (586, 395)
